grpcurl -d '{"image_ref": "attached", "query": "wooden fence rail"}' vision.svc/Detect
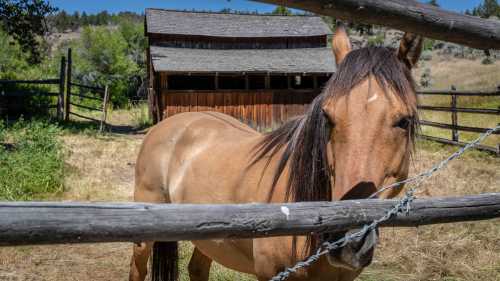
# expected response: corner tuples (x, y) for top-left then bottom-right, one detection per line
(253, 0), (500, 50)
(0, 193), (499, 246)
(416, 87), (500, 155)
(417, 90), (500, 97)
(0, 79), (60, 85)
(0, 72), (65, 118)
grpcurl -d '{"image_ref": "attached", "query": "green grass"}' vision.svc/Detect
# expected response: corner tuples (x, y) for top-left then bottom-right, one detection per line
(0, 119), (65, 200)
(128, 101), (153, 129)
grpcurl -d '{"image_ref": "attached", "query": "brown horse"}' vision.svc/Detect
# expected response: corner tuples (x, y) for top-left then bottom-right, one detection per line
(129, 26), (423, 281)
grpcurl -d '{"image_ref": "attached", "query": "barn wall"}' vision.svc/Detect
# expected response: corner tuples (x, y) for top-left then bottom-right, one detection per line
(160, 89), (320, 130)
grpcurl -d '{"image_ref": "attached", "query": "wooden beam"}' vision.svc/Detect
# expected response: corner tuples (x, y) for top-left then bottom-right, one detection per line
(64, 48), (72, 122)
(0, 79), (60, 85)
(99, 86), (110, 133)
(0, 193), (499, 246)
(57, 56), (66, 121)
(252, 0), (500, 50)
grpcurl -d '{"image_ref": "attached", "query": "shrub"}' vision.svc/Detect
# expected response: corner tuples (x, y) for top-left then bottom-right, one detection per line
(423, 38), (435, 51)
(0, 119), (65, 200)
(420, 50), (433, 61)
(367, 34), (384, 47)
(481, 56), (494, 65)
(420, 68), (433, 88)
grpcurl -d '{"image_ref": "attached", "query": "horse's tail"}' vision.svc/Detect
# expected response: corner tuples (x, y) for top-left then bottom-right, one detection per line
(151, 241), (179, 281)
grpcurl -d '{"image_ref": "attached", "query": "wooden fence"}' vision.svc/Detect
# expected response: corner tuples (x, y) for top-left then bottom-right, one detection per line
(253, 0), (500, 50)
(417, 87), (500, 155)
(0, 49), (110, 131)
(0, 193), (499, 246)
(0, 57), (66, 119)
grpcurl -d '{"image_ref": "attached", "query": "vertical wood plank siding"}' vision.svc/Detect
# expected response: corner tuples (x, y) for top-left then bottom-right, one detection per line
(161, 89), (320, 130)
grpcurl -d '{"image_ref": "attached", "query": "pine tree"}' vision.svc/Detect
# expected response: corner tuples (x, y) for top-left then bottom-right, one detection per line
(474, 0), (500, 18)
(428, 0), (439, 7)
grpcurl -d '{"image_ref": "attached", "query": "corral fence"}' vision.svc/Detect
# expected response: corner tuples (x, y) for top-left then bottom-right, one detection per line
(64, 48), (110, 131)
(417, 86), (500, 155)
(0, 48), (110, 132)
(0, 56), (66, 119)
(0, 193), (499, 246)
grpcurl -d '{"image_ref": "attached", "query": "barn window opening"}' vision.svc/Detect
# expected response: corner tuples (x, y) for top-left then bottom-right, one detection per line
(248, 75), (266, 90)
(168, 75), (215, 90)
(291, 75), (314, 89)
(218, 75), (246, 90)
(270, 76), (288, 89)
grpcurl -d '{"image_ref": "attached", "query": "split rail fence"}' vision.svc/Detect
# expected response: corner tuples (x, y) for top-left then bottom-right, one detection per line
(0, 193), (499, 246)
(0, 48), (110, 131)
(417, 87), (500, 155)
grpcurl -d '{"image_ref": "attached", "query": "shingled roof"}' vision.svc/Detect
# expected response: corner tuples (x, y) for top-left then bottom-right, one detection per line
(145, 9), (331, 38)
(150, 46), (336, 74)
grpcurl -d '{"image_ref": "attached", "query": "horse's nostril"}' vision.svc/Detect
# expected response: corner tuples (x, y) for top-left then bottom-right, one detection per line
(340, 182), (377, 200)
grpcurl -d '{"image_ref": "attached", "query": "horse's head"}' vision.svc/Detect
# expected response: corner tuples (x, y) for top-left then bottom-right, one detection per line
(322, 24), (422, 271)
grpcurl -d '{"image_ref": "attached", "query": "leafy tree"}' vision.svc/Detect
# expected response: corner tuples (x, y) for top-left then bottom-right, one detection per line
(272, 6), (292, 16)
(0, 28), (29, 78)
(0, 0), (57, 63)
(70, 25), (144, 106)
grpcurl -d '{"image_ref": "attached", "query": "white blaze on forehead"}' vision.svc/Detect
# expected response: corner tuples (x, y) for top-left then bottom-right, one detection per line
(367, 93), (379, 103)
(281, 206), (290, 220)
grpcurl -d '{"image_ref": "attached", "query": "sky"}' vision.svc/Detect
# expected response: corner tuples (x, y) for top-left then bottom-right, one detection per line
(49, 0), (485, 15)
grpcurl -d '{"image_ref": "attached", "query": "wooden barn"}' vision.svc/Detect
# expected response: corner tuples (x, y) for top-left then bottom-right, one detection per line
(145, 9), (335, 128)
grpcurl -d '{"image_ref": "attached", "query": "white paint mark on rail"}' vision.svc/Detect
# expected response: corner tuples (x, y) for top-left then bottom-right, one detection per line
(281, 206), (290, 220)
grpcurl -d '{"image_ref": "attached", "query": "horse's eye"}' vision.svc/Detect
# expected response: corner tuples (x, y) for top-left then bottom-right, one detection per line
(395, 117), (411, 130)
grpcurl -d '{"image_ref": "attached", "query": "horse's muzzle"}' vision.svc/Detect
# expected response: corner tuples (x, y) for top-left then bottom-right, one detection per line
(324, 228), (379, 271)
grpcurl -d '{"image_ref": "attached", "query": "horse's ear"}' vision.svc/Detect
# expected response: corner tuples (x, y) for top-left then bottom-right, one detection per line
(397, 33), (423, 69)
(332, 21), (352, 65)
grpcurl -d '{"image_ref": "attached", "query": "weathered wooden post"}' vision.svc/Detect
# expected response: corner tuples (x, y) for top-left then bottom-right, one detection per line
(100, 86), (110, 133)
(450, 85), (459, 142)
(64, 48), (72, 122)
(57, 56), (66, 121)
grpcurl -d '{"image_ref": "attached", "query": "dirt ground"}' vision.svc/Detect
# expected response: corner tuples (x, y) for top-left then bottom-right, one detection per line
(0, 100), (499, 280)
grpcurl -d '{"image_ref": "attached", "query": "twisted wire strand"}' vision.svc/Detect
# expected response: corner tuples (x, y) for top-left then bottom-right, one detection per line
(270, 124), (500, 281)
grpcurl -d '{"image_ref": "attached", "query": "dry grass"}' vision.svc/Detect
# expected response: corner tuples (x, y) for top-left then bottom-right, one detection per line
(415, 57), (500, 149)
(0, 58), (499, 280)
(359, 142), (500, 281)
(415, 56), (500, 91)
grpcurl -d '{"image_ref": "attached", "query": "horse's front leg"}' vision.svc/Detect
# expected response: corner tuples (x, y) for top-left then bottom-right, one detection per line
(129, 241), (154, 281)
(188, 247), (213, 281)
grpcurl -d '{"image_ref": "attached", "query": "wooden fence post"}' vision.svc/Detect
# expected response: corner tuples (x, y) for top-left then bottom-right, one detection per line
(64, 48), (72, 122)
(100, 86), (110, 133)
(450, 85), (459, 142)
(57, 56), (66, 121)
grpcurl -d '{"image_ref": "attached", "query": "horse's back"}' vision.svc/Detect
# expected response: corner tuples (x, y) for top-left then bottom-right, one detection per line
(135, 111), (261, 203)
